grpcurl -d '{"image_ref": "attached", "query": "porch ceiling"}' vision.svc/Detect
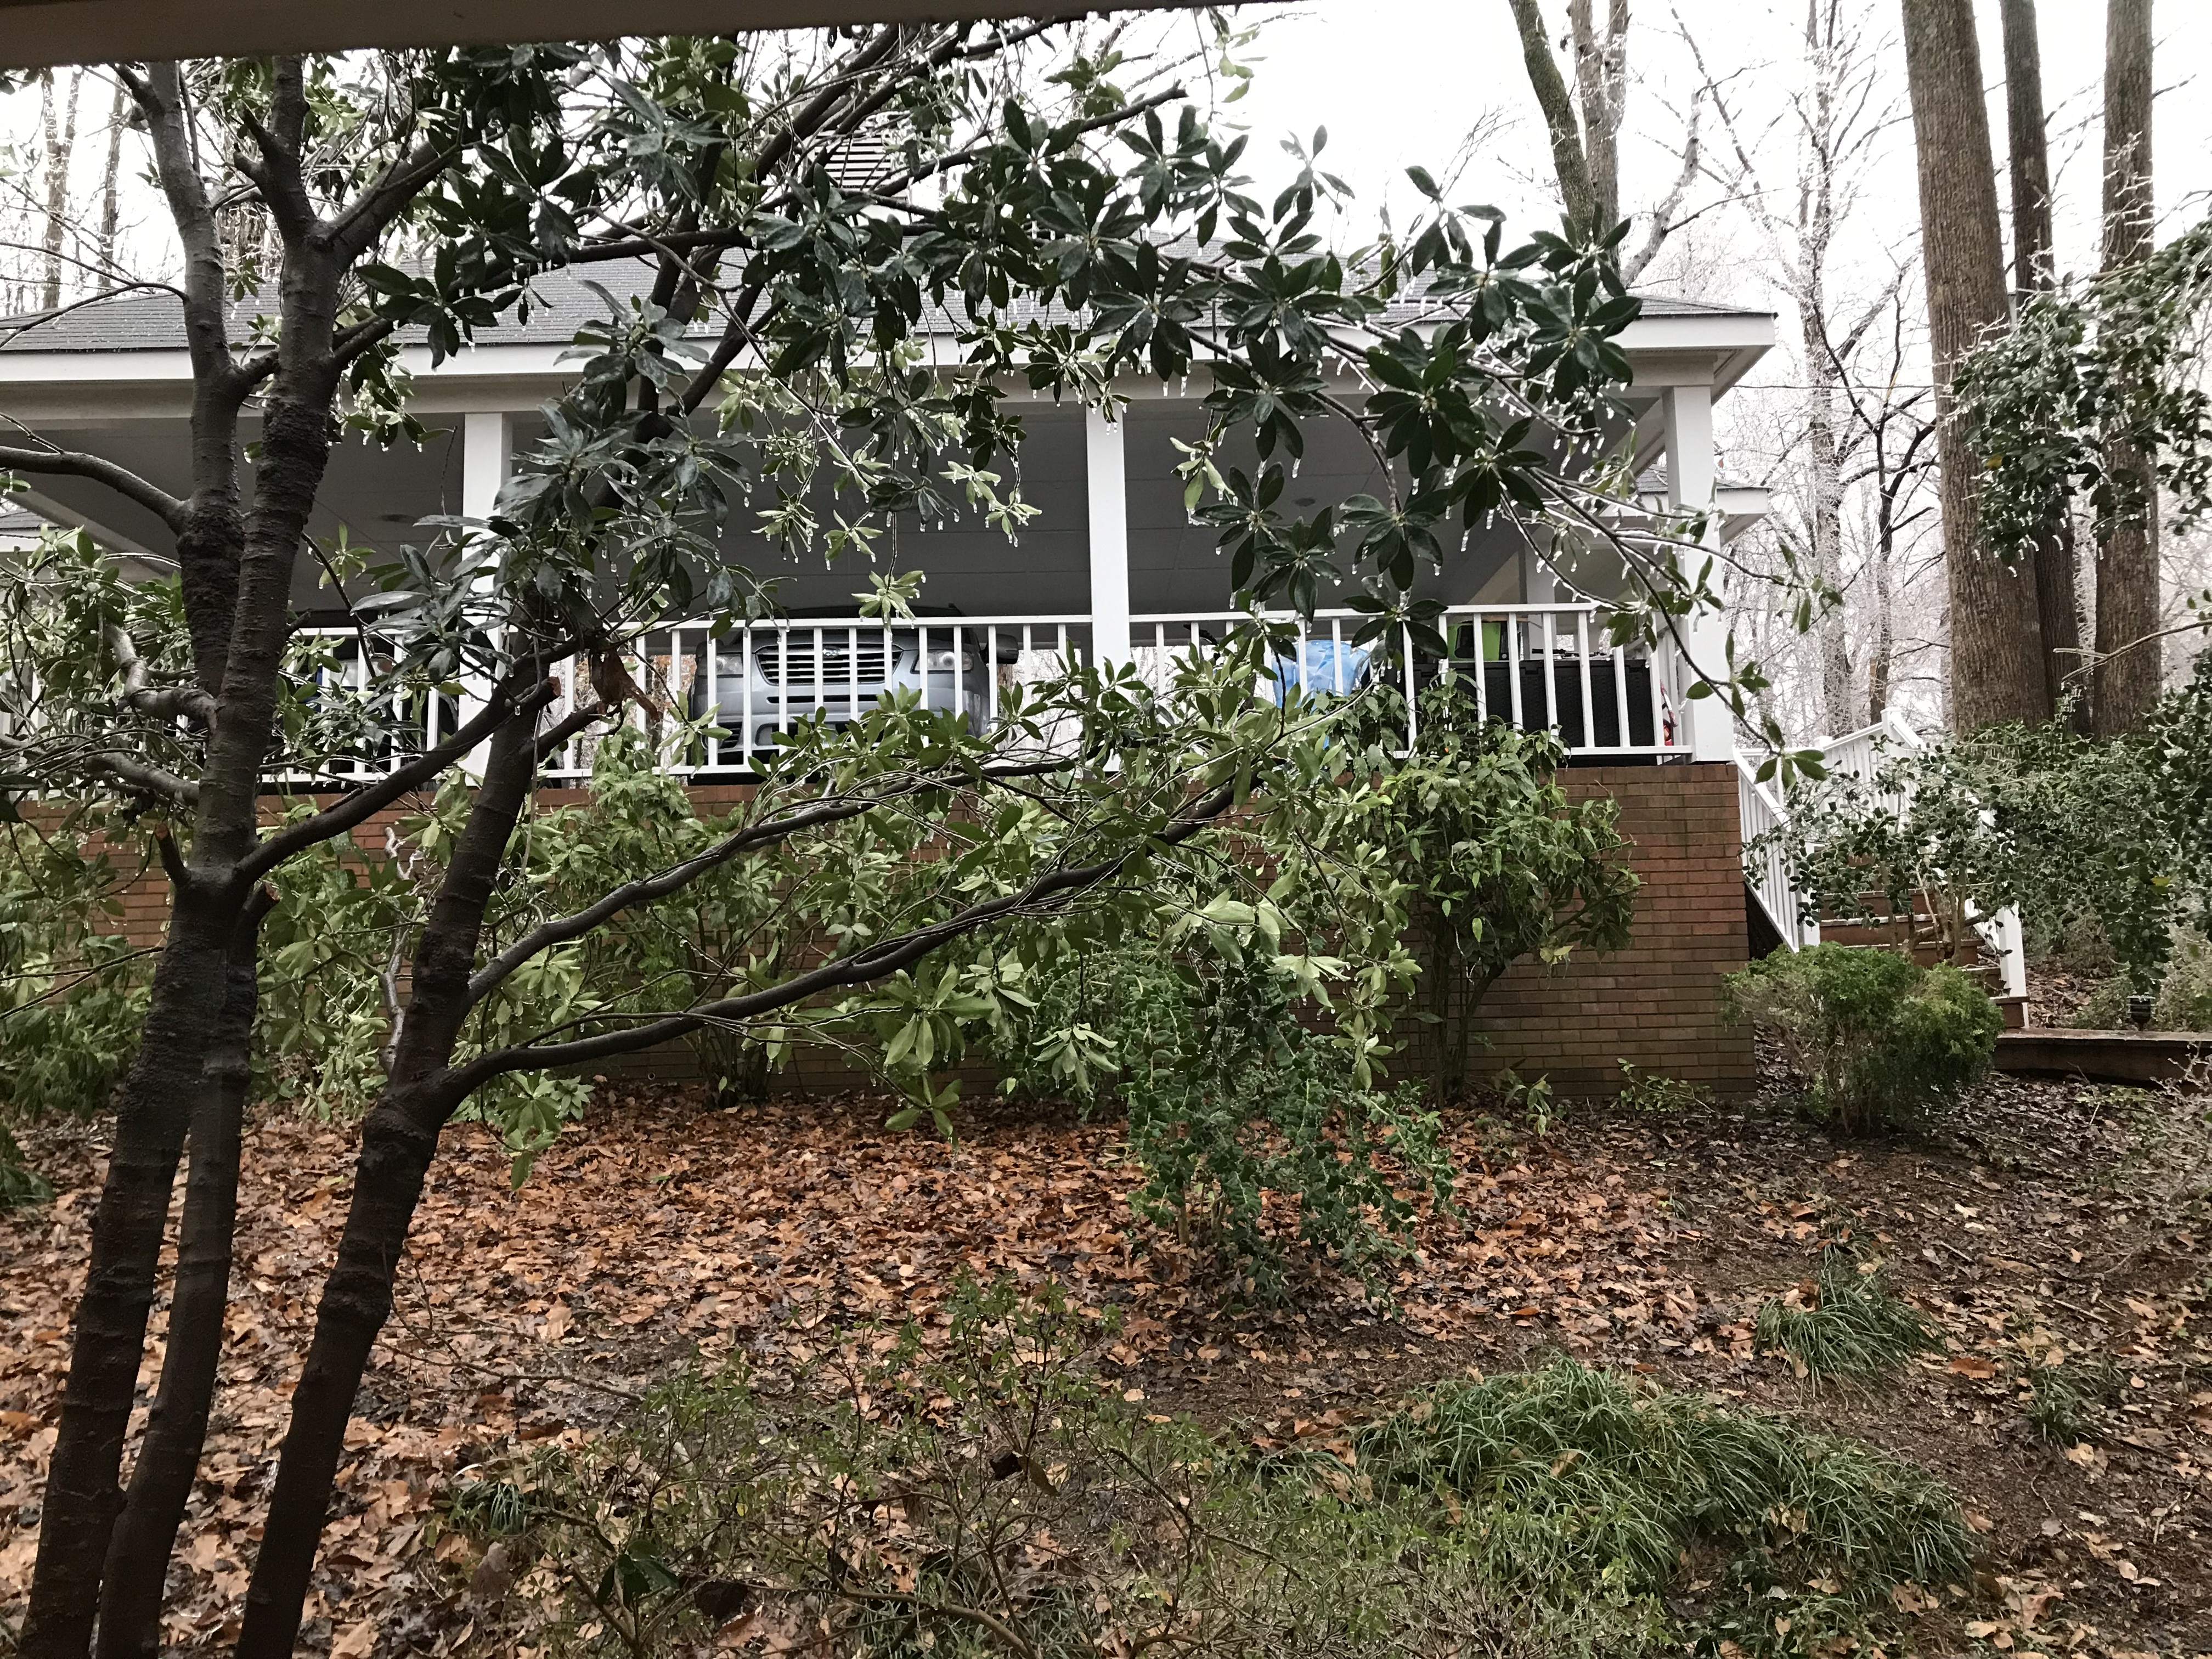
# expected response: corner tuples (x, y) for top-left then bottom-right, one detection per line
(0, 0), (1200, 71)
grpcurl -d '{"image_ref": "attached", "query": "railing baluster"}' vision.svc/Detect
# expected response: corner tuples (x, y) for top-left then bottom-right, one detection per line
(1613, 620), (1633, 752)
(1649, 635), (1669, 752)
(848, 622), (860, 736)
(1506, 612), (1525, 731)
(1474, 611), (1490, 724)
(1402, 622), (1419, 754)
(704, 632), (721, 770)
(1330, 617), (1345, 696)
(1576, 610), (1595, 754)
(664, 630), (684, 772)
(882, 618), (895, 729)
(775, 623), (789, 739)
(740, 625), (755, 770)
(1542, 609), (1559, 735)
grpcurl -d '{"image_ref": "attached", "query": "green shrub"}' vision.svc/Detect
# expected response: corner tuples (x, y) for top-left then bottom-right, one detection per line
(1007, 936), (1453, 1297)
(1346, 689), (1637, 1102)
(0, 1122), (50, 1210)
(1725, 945), (2001, 1132)
(0, 827), (149, 1119)
(2072, 927), (2212, 1030)
(1754, 1255), (1940, 1381)
(459, 1287), (1965, 1659)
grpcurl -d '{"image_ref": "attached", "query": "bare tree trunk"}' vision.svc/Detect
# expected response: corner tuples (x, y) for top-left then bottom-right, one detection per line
(1799, 2), (1855, 735)
(2000, 0), (2087, 727)
(93, 77), (127, 294)
(39, 69), (82, 310)
(1567, 0), (1628, 231)
(235, 695), (551, 1659)
(2092, 0), (2160, 737)
(1900, 0), (2051, 731)
(20, 882), (238, 1659)
(1867, 523), (1895, 719)
(2001, 0), (2057, 296)
(1508, 0), (1598, 237)
(20, 63), (314, 1659)
(95, 905), (268, 1659)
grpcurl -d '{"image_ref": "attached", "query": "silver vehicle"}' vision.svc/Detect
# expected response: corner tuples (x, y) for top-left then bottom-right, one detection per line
(692, 610), (996, 752)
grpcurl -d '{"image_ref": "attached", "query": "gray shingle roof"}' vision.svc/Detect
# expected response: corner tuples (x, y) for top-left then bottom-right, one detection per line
(0, 261), (1771, 357)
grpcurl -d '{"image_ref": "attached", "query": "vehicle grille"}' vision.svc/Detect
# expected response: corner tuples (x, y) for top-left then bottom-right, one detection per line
(751, 637), (893, 684)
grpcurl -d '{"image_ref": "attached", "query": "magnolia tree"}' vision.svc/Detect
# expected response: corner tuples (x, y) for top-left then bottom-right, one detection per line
(0, 26), (1759, 1657)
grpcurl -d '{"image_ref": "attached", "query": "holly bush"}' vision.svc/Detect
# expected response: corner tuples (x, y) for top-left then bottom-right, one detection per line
(1725, 945), (2000, 1132)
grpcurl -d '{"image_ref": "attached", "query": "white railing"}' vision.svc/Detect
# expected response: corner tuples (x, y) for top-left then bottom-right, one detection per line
(285, 602), (1685, 787)
(1736, 759), (1814, 947)
(1132, 602), (1683, 758)
(1741, 710), (2028, 998)
(540, 616), (1090, 781)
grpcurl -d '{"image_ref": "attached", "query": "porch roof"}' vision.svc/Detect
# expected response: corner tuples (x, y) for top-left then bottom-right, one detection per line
(0, 0), (1190, 72)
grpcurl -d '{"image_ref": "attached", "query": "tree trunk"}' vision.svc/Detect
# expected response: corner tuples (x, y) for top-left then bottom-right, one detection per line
(19, 882), (238, 1659)
(24, 103), (342, 1651)
(1567, 0), (1628, 232)
(1804, 325), (1857, 735)
(95, 907), (266, 1659)
(235, 700), (548, 1659)
(1794, 7), (1855, 738)
(1867, 520), (1895, 720)
(2000, 0), (2087, 727)
(2000, 0), (2057, 296)
(39, 69), (81, 311)
(2092, 0), (2160, 737)
(94, 78), (127, 294)
(1508, 0), (1598, 238)
(1900, 0), (2051, 732)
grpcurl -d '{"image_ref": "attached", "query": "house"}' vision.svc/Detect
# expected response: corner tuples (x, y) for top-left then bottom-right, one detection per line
(0, 270), (1782, 1096)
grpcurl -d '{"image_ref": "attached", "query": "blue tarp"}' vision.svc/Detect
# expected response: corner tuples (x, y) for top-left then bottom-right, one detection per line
(1268, 639), (1373, 701)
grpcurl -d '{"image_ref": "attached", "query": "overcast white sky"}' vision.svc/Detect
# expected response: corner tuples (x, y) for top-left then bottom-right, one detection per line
(1217, 0), (2211, 302)
(7, 3), (2203, 321)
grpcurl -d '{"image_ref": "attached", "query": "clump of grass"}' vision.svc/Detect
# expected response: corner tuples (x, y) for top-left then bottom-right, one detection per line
(2025, 1357), (2118, 1446)
(1754, 1254), (1941, 1381)
(465, 1286), (1971, 1659)
(1356, 1358), (1974, 1630)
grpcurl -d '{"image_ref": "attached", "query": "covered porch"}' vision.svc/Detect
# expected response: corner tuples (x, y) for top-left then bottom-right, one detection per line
(0, 279), (1775, 774)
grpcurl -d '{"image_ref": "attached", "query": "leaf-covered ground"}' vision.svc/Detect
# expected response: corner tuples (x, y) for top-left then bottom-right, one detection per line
(3, 1058), (2210, 1656)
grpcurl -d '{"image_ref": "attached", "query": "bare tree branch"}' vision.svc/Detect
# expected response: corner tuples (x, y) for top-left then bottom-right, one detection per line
(105, 624), (217, 727)
(237, 675), (567, 883)
(0, 443), (188, 529)
(1621, 89), (1702, 285)
(448, 783), (1236, 1087)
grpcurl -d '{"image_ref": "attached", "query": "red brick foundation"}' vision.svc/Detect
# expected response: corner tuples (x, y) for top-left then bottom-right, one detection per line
(1458, 762), (1754, 1098)
(83, 763), (1755, 1101)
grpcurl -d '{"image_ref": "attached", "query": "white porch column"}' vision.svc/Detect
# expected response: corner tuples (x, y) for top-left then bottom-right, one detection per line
(462, 410), (512, 523)
(1084, 404), (1131, 670)
(459, 412), (512, 773)
(1662, 383), (1735, 763)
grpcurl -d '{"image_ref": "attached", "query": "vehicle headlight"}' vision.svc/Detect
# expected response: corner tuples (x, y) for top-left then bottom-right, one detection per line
(923, 648), (964, 670)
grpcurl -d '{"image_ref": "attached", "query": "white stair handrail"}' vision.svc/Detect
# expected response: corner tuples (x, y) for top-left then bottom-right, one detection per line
(1739, 712), (2028, 999)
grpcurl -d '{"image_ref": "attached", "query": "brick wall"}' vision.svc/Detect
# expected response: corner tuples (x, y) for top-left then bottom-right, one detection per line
(81, 762), (1756, 1100)
(1453, 761), (1754, 1097)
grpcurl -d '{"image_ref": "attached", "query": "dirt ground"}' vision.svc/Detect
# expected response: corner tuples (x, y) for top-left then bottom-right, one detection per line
(3, 1053), (2210, 1656)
